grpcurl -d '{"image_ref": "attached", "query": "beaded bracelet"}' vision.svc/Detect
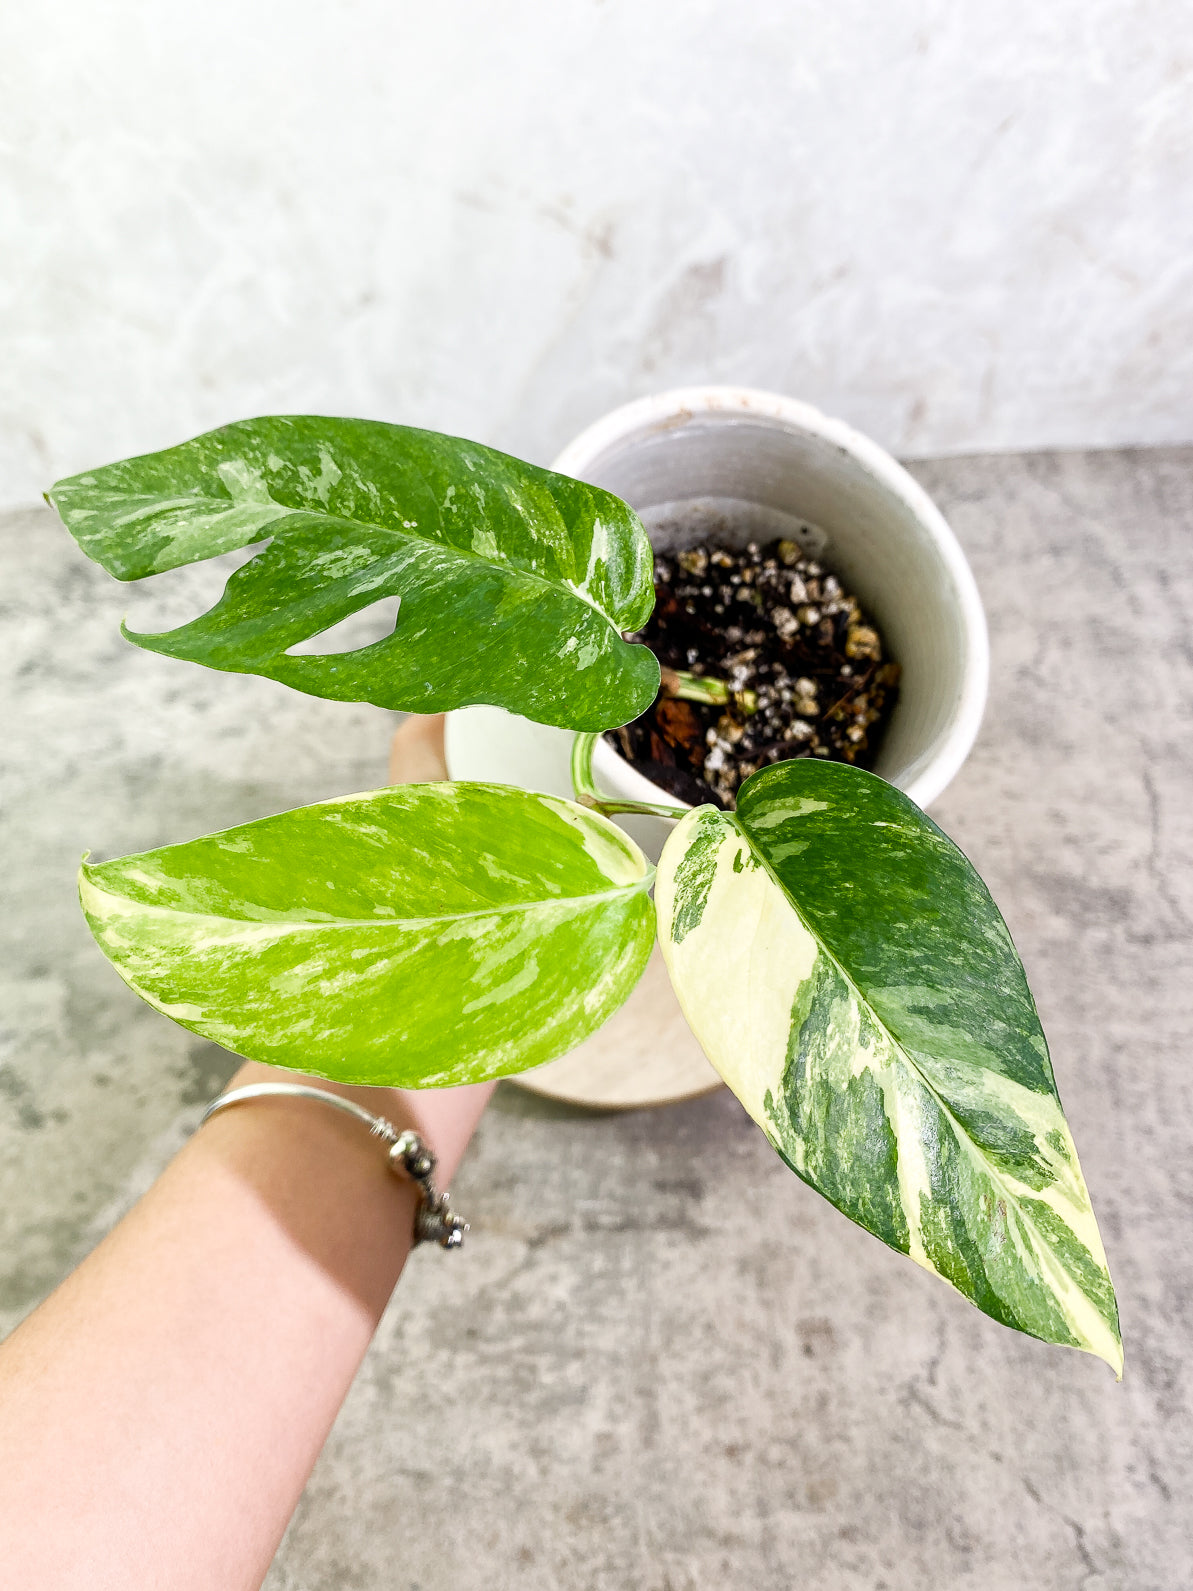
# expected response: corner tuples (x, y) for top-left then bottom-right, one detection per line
(201, 1083), (467, 1249)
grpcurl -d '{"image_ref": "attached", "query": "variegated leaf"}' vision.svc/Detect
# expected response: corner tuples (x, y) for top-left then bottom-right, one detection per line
(80, 783), (655, 1087)
(656, 761), (1121, 1372)
(49, 417), (659, 731)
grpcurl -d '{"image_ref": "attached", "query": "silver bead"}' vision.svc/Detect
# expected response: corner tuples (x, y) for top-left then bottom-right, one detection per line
(390, 1136), (436, 1181)
(414, 1195), (468, 1249)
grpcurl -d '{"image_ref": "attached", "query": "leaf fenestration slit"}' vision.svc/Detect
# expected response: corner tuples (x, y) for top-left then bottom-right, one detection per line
(120, 542), (272, 636)
(285, 594), (403, 656)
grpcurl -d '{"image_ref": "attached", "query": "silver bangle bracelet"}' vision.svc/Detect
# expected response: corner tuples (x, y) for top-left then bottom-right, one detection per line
(200, 1082), (467, 1249)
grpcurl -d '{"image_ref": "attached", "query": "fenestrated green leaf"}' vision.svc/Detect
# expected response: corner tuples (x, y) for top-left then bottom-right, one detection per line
(79, 782), (655, 1087)
(656, 760), (1121, 1372)
(48, 417), (659, 731)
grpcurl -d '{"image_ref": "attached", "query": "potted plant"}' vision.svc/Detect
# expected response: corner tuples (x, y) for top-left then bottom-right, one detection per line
(446, 386), (989, 845)
(47, 411), (1122, 1375)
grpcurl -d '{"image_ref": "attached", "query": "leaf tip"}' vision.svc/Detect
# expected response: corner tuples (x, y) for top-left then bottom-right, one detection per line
(1104, 1335), (1125, 1382)
(119, 616), (157, 644)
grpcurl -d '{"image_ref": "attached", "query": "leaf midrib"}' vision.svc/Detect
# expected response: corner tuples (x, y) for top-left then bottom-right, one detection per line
(84, 873), (655, 934)
(113, 486), (621, 631)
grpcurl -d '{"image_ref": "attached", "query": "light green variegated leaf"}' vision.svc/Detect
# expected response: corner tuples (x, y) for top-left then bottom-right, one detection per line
(656, 761), (1121, 1372)
(48, 417), (659, 731)
(80, 783), (655, 1087)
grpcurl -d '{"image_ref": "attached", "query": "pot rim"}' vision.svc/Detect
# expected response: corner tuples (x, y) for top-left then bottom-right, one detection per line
(553, 384), (989, 812)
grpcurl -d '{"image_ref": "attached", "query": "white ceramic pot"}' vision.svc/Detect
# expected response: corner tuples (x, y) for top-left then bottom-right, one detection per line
(446, 385), (988, 863)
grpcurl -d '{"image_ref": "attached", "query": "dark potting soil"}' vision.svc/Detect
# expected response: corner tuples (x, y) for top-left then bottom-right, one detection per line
(607, 534), (901, 809)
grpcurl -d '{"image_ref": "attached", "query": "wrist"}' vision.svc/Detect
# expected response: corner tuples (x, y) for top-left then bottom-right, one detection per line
(224, 1061), (494, 1185)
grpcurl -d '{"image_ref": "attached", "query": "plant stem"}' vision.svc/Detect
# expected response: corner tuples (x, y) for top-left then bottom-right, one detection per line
(570, 733), (688, 821)
(660, 667), (758, 717)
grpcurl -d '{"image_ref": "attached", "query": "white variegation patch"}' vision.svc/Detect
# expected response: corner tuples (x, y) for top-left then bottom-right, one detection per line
(656, 810), (816, 1131)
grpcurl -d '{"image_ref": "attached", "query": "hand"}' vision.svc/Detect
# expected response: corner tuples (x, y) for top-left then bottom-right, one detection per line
(388, 709), (449, 785)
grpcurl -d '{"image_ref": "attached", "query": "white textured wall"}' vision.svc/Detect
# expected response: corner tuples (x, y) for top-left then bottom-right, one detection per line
(2, 0), (1190, 505)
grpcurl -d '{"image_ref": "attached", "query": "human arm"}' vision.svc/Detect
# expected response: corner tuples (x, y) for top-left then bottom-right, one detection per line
(0, 717), (491, 1591)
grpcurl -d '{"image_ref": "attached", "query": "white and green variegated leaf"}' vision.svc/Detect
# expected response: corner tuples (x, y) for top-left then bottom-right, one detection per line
(48, 417), (659, 731)
(79, 783), (655, 1087)
(656, 760), (1121, 1372)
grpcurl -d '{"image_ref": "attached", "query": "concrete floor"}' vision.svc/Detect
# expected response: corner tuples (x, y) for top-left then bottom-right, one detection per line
(2, 448), (1191, 1589)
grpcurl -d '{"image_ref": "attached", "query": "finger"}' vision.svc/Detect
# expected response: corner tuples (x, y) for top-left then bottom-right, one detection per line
(388, 714), (448, 785)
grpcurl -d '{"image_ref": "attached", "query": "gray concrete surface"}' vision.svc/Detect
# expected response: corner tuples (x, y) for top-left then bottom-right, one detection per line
(2, 449), (1191, 1589)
